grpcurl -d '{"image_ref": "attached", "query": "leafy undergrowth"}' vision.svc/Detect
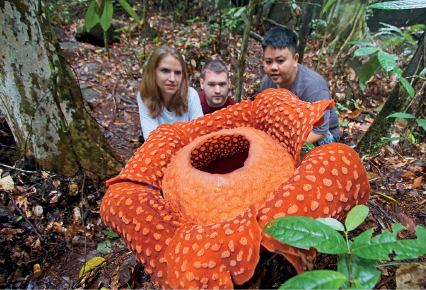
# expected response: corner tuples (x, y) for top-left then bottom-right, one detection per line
(1, 11), (425, 290)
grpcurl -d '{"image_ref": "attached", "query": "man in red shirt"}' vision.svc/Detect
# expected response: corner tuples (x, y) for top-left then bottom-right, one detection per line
(198, 60), (237, 115)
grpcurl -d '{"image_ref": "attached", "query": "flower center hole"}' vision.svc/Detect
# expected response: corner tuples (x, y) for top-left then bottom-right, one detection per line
(190, 134), (250, 174)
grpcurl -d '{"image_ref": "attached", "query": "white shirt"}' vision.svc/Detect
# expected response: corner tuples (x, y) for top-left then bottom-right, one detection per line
(138, 87), (204, 139)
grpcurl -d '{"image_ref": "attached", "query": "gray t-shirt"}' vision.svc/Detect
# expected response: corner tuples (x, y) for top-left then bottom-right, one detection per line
(260, 64), (340, 141)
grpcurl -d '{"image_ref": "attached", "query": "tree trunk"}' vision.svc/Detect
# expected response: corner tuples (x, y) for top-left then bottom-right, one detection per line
(298, 0), (321, 63)
(0, 0), (122, 178)
(355, 31), (425, 154)
(235, 0), (261, 102)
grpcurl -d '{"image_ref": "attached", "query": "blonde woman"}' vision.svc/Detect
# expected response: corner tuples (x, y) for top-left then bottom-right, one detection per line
(137, 45), (203, 140)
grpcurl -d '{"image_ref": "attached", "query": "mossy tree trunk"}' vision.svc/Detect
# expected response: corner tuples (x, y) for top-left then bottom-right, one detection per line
(356, 31), (425, 154)
(0, 0), (122, 178)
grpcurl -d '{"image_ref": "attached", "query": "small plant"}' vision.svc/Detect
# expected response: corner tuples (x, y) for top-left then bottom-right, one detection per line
(263, 205), (426, 289)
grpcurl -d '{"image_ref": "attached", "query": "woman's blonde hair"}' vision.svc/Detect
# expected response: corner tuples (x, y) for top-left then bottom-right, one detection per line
(138, 45), (189, 118)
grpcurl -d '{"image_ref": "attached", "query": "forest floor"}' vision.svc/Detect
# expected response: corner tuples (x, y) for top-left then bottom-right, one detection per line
(1, 13), (425, 290)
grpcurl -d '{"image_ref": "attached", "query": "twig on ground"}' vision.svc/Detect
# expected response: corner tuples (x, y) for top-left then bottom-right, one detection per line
(0, 163), (38, 174)
(2, 189), (44, 241)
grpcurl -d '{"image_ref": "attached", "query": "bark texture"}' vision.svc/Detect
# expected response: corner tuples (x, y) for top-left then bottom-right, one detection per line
(234, 0), (261, 102)
(0, 0), (122, 178)
(356, 32), (425, 154)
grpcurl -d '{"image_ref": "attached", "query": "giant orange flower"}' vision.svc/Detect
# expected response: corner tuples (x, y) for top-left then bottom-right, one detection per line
(100, 89), (370, 289)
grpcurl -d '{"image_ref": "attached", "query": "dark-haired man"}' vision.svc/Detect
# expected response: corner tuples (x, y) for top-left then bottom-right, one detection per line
(260, 27), (340, 146)
(198, 60), (237, 115)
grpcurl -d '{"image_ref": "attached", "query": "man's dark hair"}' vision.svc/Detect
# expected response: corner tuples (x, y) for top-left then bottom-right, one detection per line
(262, 27), (298, 56)
(201, 59), (229, 79)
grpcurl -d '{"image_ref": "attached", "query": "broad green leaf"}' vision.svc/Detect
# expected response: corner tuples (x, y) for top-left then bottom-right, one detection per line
(378, 51), (396, 72)
(416, 119), (426, 131)
(304, 141), (315, 149)
(279, 270), (347, 289)
(316, 218), (345, 232)
(345, 205), (369, 231)
(354, 47), (379, 57)
(338, 253), (381, 289)
(264, 216), (347, 254)
(352, 224), (426, 260)
(386, 112), (416, 119)
(369, 0), (426, 10)
(393, 66), (403, 78)
(97, 240), (112, 253)
(348, 41), (377, 48)
(99, 0), (113, 31)
(85, 0), (100, 32)
(322, 0), (338, 13)
(379, 22), (403, 35)
(359, 55), (380, 91)
(398, 77), (415, 98)
(103, 229), (119, 238)
(116, 0), (141, 24)
(79, 257), (105, 278)
(234, 7), (246, 18)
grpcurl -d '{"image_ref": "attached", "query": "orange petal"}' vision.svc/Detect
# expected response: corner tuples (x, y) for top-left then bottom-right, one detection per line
(257, 143), (370, 272)
(251, 88), (335, 165)
(165, 205), (262, 289)
(100, 182), (185, 288)
(106, 124), (189, 188)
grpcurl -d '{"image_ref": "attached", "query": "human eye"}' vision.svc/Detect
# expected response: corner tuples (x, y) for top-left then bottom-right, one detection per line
(175, 71), (182, 75)
(161, 68), (169, 73)
(278, 59), (285, 64)
(264, 60), (271, 65)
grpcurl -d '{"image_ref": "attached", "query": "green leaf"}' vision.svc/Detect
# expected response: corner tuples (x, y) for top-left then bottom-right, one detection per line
(17, 216), (23, 222)
(398, 77), (415, 98)
(376, 137), (405, 147)
(240, 13), (249, 26)
(233, 7), (246, 18)
(279, 270), (347, 289)
(79, 257), (105, 278)
(416, 119), (426, 131)
(378, 51), (396, 72)
(304, 141), (315, 149)
(369, 0), (426, 10)
(116, 0), (140, 24)
(316, 218), (345, 231)
(263, 216), (347, 254)
(417, 67), (426, 79)
(97, 240), (112, 253)
(386, 112), (416, 119)
(352, 224), (426, 260)
(84, 0), (100, 32)
(393, 66), (403, 78)
(322, 0), (338, 13)
(345, 205), (369, 231)
(338, 253), (381, 289)
(103, 229), (119, 238)
(339, 120), (348, 127)
(354, 47), (379, 57)
(99, 0), (113, 31)
(359, 55), (380, 91)
(348, 41), (377, 48)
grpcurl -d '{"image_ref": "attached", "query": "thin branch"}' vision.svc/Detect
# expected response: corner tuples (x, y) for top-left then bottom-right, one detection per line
(2, 189), (44, 241)
(0, 163), (38, 174)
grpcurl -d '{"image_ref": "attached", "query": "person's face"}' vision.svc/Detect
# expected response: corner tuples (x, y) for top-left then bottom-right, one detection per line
(200, 71), (230, 108)
(155, 54), (183, 99)
(263, 47), (299, 89)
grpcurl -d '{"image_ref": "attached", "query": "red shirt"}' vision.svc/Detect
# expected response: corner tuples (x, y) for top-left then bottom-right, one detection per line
(198, 91), (238, 115)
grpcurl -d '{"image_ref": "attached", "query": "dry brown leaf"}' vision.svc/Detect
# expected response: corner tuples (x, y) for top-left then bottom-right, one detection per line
(412, 176), (422, 189)
(396, 263), (426, 289)
(395, 206), (416, 235)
